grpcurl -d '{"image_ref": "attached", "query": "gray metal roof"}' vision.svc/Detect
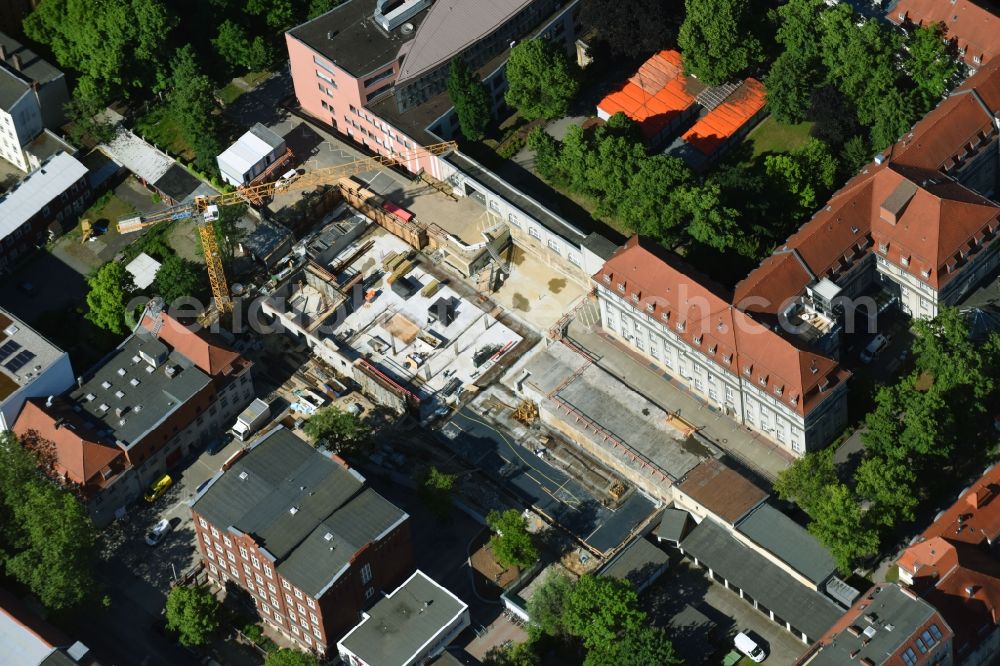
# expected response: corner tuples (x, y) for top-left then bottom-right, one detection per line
(69, 333), (209, 447)
(278, 488), (408, 597)
(192, 427), (367, 561)
(598, 537), (669, 592)
(0, 153), (88, 241)
(681, 518), (843, 641)
(0, 65), (29, 111)
(338, 570), (467, 665)
(735, 503), (836, 586)
(289, 0), (429, 77)
(395, 0), (533, 83)
(655, 508), (692, 543)
(806, 585), (941, 666)
(0, 32), (64, 86)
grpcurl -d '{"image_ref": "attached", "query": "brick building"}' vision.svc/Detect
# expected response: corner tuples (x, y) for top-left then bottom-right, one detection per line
(0, 151), (89, 272)
(13, 301), (254, 525)
(191, 427), (412, 656)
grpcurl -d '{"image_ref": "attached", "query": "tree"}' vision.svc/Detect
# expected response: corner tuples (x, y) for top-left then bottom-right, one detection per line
(308, 0), (344, 20)
(264, 649), (321, 666)
(213, 20), (273, 72)
(581, 0), (676, 57)
(486, 509), (538, 570)
(527, 127), (564, 184)
(773, 0), (824, 60)
(484, 640), (541, 666)
(676, 181), (752, 255)
(855, 456), (918, 527)
(246, 0), (296, 31)
(417, 467), (457, 521)
(807, 483), (879, 574)
(765, 139), (839, 216)
(24, 0), (176, 102)
(154, 255), (206, 304)
(911, 307), (996, 399)
(766, 52), (816, 124)
(840, 135), (871, 175)
(773, 447), (837, 518)
(677, 0), (763, 85)
(165, 585), (221, 647)
(563, 575), (645, 653)
(302, 407), (373, 456)
(0, 433), (99, 611)
(505, 39), (580, 120)
(447, 59), (491, 141)
(168, 44), (222, 173)
(905, 23), (958, 113)
(86, 261), (136, 335)
(586, 132), (648, 217)
(585, 625), (682, 666)
(526, 571), (573, 638)
(618, 155), (694, 247)
(208, 203), (249, 271)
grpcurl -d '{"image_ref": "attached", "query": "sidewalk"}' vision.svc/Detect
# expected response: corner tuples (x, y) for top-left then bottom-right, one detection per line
(565, 303), (794, 484)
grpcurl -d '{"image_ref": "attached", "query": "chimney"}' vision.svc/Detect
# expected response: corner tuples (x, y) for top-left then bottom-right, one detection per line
(11, 54), (22, 71)
(967, 585), (977, 597)
(968, 486), (995, 509)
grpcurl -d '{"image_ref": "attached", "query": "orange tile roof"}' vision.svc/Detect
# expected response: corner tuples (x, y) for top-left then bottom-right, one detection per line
(140, 310), (241, 377)
(596, 50), (699, 140)
(680, 78), (766, 156)
(596, 237), (848, 417)
(889, 0), (1000, 67)
(13, 399), (124, 488)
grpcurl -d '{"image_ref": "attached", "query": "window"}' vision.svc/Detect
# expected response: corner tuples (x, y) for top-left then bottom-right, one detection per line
(239, 546), (248, 559)
(316, 70), (335, 85)
(223, 536), (232, 548)
(294, 589), (303, 600)
(230, 565), (238, 577)
(929, 625), (942, 641)
(292, 626), (300, 636)
(902, 648), (917, 666)
(298, 604), (307, 615)
(313, 55), (336, 74)
(920, 628), (940, 648)
(267, 583), (276, 594)
(313, 628), (322, 640)
(528, 227), (541, 240)
(274, 614), (283, 625)
(199, 518), (207, 529)
(282, 580), (291, 591)
(303, 635), (311, 646)
(306, 599), (315, 609)
(262, 605), (271, 616)
(363, 68), (394, 88)
(286, 594), (293, 605)
(915, 637), (927, 654)
(206, 549), (215, 561)
(211, 527), (220, 538)
(255, 573), (264, 585)
(360, 563), (373, 585)
(264, 565), (272, 578)
(227, 551), (236, 563)
(507, 213), (519, 227)
(365, 587), (374, 600)
(243, 564), (251, 576)
(246, 582), (255, 594)
(251, 555), (260, 569)
(310, 613), (319, 625)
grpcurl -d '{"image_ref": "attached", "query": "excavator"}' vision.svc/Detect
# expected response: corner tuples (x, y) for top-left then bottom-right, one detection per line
(116, 141), (456, 314)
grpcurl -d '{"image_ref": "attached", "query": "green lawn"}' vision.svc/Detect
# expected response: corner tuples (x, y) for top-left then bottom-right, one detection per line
(241, 70), (271, 88)
(134, 105), (195, 161)
(81, 192), (137, 230)
(746, 116), (816, 156)
(217, 82), (244, 106)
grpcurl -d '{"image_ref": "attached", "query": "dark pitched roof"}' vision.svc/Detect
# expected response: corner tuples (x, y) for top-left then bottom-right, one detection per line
(655, 508), (692, 543)
(682, 518), (842, 641)
(338, 570), (467, 665)
(278, 488), (408, 597)
(678, 459), (768, 525)
(736, 503), (837, 586)
(192, 427), (366, 561)
(598, 537), (669, 591)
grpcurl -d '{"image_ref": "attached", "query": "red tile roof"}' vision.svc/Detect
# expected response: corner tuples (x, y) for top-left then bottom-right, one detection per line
(596, 237), (848, 417)
(140, 310), (241, 377)
(680, 78), (767, 156)
(13, 399), (124, 488)
(889, 0), (1000, 67)
(596, 50), (699, 141)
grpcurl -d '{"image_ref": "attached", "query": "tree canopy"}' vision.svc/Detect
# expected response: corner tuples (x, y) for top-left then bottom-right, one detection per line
(85, 261), (136, 335)
(165, 585), (222, 647)
(447, 59), (492, 141)
(580, 0), (677, 57)
(302, 407), (373, 456)
(213, 19), (273, 73)
(505, 39), (580, 120)
(264, 649), (321, 666)
(153, 255), (207, 305)
(486, 509), (538, 570)
(585, 625), (683, 666)
(678, 0), (763, 85)
(563, 575), (646, 653)
(904, 23), (959, 113)
(167, 44), (223, 174)
(417, 466), (457, 521)
(0, 432), (99, 611)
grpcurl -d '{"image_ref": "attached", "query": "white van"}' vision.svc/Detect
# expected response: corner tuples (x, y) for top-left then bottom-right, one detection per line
(860, 333), (889, 364)
(735, 631), (767, 662)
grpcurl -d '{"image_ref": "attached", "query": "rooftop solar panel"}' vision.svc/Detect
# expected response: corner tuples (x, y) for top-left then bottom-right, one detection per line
(5, 350), (35, 373)
(0, 340), (20, 363)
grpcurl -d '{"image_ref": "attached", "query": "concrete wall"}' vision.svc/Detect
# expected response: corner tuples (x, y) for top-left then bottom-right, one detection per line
(0, 88), (40, 171)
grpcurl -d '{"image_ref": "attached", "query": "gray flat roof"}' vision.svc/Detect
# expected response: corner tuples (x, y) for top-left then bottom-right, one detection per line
(807, 585), (939, 666)
(289, 0), (428, 78)
(70, 333), (209, 446)
(655, 508), (692, 543)
(681, 518), (842, 641)
(277, 488), (407, 597)
(338, 570), (467, 665)
(193, 427), (367, 563)
(736, 503), (836, 586)
(396, 0), (534, 83)
(0, 32), (64, 86)
(0, 308), (68, 401)
(0, 153), (88, 241)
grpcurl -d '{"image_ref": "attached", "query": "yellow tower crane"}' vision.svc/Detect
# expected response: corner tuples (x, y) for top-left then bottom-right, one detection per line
(117, 142), (456, 314)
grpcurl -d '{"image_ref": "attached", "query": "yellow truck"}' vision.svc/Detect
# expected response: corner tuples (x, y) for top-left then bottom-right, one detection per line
(144, 474), (173, 503)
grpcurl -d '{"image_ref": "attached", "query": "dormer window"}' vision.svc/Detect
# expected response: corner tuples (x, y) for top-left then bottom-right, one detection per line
(631, 292), (640, 303)
(810, 364), (818, 375)
(616, 282), (625, 292)
(759, 375), (768, 386)
(716, 320), (726, 332)
(790, 395), (799, 406)
(743, 364), (752, 376)
(921, 268), (931, 279)
(709, 344), (717, 354)
(901, 255), (910, 266)
(947, 259), (958, 273)
(645, 303), (654, 313)
(878, 242), (888, 253)
(819, 379), (830, 392)
(676, 321), (685, 332)
(973, 54), (982, 65)
(774, 385), (783, 396)
(661, 311), (670, 322)
(850, 225), (859, 234)
(693, 335), (702, 345)
(602, 274), (611, 283)
(723, 354), (733, 364)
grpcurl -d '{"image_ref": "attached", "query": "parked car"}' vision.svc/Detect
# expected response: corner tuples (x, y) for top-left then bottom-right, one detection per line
(207, 433), (233, 456)
(735, 631), (767, 663)
(860, 333), (890, 364)
(144, 474), (173, 503)
(145, 518), (173, 546)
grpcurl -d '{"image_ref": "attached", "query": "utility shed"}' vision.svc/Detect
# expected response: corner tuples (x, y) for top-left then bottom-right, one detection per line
(735, 503), (837, 586)
(217, 123), (286, 187)
(598, 537), (669, 593)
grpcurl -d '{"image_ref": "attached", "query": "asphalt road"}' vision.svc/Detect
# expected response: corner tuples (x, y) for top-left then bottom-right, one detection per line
(441, 406), (654, 554)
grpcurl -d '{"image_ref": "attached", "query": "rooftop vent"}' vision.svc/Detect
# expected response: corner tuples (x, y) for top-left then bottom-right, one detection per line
(239, 471), (249, 480)
(131, 355), (141, 364)
(117, 368), (126, 376)
(101, 381), (112, 389)
(98, 403), (109, 412)
(324, 532), (334, 541)
(114, 390), (125, 399)
(289, 507), (299, 515)
(145, 365), (155, 373)
(400, 22), (414, 34)
(130, 378), (140, 386)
